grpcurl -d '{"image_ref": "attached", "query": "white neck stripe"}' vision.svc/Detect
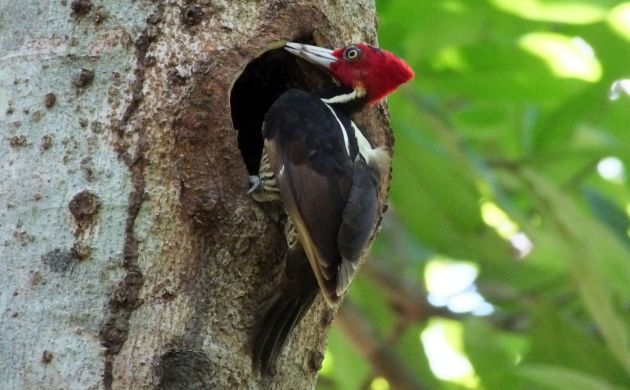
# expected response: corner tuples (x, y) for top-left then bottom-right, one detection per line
(321, 88), (366, 104)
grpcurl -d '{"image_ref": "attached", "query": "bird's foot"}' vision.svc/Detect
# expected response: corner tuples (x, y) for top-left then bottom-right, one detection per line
(248, 175), (261, 194)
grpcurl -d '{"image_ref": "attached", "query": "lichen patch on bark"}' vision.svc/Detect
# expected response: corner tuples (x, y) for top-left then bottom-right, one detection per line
(41, 248), (76, 273)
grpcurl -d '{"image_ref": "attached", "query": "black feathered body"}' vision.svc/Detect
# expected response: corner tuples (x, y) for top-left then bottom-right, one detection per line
(251, 88), (386, 372)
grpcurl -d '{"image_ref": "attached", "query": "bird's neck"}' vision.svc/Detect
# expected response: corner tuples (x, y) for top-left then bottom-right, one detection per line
(317, 86), (368, 115)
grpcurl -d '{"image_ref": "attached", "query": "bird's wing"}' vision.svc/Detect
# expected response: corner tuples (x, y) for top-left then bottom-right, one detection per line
(264, 89), (370, 305)
(336, 156), (379, 295)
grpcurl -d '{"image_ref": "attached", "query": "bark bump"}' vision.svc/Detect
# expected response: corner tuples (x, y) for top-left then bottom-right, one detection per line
(68, 190), (101, 229)
(155, 349), (214, 390)
(70, 0), (92, 17)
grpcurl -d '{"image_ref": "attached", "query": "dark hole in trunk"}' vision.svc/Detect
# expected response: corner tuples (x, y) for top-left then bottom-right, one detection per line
(230, 42), (333, 175)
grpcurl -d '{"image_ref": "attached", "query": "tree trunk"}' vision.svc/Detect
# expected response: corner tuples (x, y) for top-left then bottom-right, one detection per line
(0, 1), (391, 388)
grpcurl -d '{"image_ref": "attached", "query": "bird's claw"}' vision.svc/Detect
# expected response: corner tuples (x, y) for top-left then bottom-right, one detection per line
(248, 175), (261, 194)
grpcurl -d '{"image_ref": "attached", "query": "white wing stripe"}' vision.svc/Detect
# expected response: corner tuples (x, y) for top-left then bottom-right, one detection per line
(351, 121), (372, 157)
(323, 102), (351, 156)
(351, 121), (390, 173)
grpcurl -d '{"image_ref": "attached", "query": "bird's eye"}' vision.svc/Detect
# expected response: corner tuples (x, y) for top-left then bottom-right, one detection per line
(343, 46), (362, 61)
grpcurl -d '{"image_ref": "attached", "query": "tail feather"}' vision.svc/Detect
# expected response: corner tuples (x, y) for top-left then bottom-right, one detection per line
(252, 248), (318, 374)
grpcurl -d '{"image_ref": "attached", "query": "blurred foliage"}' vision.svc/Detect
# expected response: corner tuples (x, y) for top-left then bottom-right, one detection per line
(317, 0), (630, 389)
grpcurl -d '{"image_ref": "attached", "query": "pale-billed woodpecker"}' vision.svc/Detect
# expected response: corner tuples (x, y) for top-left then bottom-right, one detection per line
(248, 41), (414, 372)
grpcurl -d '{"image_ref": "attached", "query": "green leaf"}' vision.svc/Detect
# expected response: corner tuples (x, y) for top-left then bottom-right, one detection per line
(464, 319), (528, 389)
(525, 303), (629, 386)
(518, 365), (628, 390)
(396, 324), (443, 390)
(348, 275), (397, 337)
(488, 0), (610, 24)
(519, 169), (630, 374)
(390, 102), (513, 263)
(582, 187), (630, 250)
(318, 327), (370, 390)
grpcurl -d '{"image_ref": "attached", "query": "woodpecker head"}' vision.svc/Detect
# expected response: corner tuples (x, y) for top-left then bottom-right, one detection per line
(285, 42), (414, 105)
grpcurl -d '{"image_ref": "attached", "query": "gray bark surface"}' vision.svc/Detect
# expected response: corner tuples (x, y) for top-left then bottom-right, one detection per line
(0, 1), (390, 389)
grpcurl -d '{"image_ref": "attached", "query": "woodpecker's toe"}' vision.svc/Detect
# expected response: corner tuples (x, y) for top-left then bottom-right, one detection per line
(248, 175), (261, 194)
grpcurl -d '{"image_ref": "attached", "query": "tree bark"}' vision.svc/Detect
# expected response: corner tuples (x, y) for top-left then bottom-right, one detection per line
(0, 1), (391, 388)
